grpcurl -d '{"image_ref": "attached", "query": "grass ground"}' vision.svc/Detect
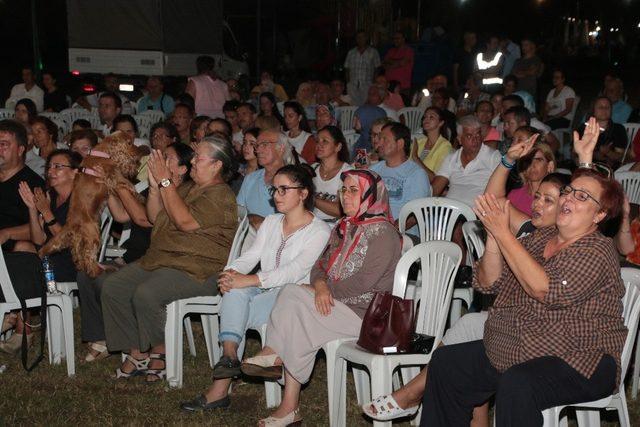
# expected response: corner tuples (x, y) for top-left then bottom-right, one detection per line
(0, 312), (639, 426)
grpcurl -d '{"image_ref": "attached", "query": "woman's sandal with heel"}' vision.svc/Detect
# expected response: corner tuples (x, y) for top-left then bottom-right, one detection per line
(258, 408), (302, 426)
(115, 354), (150, 379)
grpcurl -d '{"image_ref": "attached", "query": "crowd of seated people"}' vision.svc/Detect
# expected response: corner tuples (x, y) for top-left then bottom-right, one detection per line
(1, 31), (640, 426)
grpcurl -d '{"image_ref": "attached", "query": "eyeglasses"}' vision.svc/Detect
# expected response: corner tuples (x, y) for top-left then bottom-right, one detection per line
(46, 163), (74, 171)
(559, 185), (601, 206)
(338, 187), (359, 195)
(269, 185), (304, 196)
(256, 141), (278, 149)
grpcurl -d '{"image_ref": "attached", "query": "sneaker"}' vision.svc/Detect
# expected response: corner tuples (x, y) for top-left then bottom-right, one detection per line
(211, 356), (241, 379)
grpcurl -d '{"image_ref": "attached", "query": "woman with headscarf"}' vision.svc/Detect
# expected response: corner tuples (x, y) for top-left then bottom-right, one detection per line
(239, 169), (402, 427)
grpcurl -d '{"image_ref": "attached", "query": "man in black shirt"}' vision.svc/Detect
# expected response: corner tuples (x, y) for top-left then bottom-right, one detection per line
(0, 120), (45, 252)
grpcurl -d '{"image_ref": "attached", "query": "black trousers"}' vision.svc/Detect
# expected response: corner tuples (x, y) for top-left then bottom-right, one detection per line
(420, 340), (616, 427)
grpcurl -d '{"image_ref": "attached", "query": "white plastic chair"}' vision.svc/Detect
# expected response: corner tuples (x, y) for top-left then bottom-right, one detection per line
(398, 197), (476, 242)
(165, 205), (249, 388)
(0, 250), (75, 376)
(139, 109), (165, 124)
(331, 241), (463, 427)
(60, 107), (93, 127)
(550, 95), (580, 160)
(276, 101), (285, 116)
(462, 220), (485, 266)
(133, 114), (157, 139)
(622, 123), (640, 164)
(344, 132), (359, 154)
(555, 168), (572, 176)
(0, 108), (15, 120)
(398, 107), (423, 135)
(538, 267), (640, 427)
(335, 106), (358, 133)
(615, 171), (640, 206)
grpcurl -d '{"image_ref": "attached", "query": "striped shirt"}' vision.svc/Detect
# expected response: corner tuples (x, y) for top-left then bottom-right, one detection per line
(474, 226), (627, 384)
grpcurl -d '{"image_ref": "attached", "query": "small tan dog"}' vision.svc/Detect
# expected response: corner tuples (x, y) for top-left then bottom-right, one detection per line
(41, 131), (142, 277)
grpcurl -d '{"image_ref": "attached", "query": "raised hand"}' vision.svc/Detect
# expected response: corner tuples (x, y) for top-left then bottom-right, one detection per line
(33, 187), (51, 215)
(573, 116), (600, 163)
(18, 181), (36, 209)
(473, 194), (511, 239)
(505, 133), (539, 163)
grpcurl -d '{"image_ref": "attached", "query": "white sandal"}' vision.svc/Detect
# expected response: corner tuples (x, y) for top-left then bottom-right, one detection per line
(258, 407), (302, 426)
(362, 394), (419, 421)
(241, 353), (283, 379)
(84, 341), (109, 362)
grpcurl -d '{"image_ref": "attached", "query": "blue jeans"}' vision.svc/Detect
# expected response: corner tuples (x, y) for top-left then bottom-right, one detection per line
(218, 286), (281, 345)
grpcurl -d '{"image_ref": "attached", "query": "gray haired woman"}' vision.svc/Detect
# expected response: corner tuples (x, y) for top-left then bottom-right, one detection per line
(101, 136), (239, 383)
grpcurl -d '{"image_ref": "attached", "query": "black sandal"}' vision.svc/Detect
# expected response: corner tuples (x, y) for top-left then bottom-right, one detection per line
(145, 353), (166, 383)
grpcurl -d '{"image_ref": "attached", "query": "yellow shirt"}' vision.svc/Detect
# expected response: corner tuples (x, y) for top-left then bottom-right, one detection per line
(411, 135), (453, 174)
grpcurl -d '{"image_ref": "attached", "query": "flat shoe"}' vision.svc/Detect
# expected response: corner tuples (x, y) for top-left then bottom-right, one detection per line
(212, 355), (241, 379)
(258, 407), (302, 426)
(241, 354), (282, 380)
(180, 394), (230, 412)
(362, 394), (419, 421)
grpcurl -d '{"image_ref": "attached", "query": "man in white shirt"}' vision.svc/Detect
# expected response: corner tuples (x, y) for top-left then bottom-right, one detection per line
(432, 115), (501, 207)
(344, 31), (381, 106)
(5, 67), (44, 112)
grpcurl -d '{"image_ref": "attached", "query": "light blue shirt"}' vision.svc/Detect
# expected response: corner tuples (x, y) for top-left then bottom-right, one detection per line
(236, 169), (277, 218)
(612, 100), (632, 125)
(370, 159), (431, 220)
(136, 93), (175, 115)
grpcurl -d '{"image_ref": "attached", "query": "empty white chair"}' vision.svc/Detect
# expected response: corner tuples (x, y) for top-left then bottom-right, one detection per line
(398, 107), (423, 135)
(538, 267), (640, 427)
(332, 241), (462, 427)
(335, 106), (358, 133)
(398, 197), (476, 242)
(622, 123), (640, 164)
(0, 250), (75, 376)
(139, 109), (165, 124)
(615, 171), (640, 206)
(0, 108), (15, 120)
(165, 206), (249, 388)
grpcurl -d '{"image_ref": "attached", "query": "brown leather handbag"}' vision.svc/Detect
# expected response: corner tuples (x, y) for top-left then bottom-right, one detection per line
(357, 292), (415, 354)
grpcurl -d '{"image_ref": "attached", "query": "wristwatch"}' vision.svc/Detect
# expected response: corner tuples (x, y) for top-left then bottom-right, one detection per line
(159, 178), (173, 188)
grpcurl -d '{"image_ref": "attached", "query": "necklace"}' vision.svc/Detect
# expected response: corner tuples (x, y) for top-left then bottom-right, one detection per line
(320, 162), (341, 180)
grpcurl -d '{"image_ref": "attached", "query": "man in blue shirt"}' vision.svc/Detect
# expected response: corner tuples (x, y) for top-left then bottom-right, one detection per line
(136, 76), (175, 116)
(370, 122), (431, 228)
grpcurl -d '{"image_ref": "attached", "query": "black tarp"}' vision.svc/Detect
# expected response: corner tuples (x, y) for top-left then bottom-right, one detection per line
(66, 0), (223, 53)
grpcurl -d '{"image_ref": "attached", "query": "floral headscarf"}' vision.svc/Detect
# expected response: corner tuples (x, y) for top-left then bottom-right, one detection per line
(315, 104), (337, 126)
(321, 169), (394, 279)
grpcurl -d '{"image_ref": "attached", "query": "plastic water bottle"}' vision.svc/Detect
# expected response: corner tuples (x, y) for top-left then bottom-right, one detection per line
(42, 256), (58, 294)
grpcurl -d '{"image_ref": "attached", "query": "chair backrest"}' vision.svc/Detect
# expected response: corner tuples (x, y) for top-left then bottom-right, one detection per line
(555, 168), (572, 176)
(614, 171), (640, 205)
(276, 101), (285, 116)
(40, 113), (69, 142)
(0, 249), (20, 304)
(568, 95), (580, 128)
(0, 108), (15, 120)
(98, 210), (114, 262)
(226, 205), (250, 265)
(398, 107), (423, 134)
(139, 109), (165, 123)
(344, 132), (359, 154)
(133, 114), (157, 139)
(398, 197), (477, 242)
(622, 123), (640, 164)
(462, 220), (485, 265)
(335, 106), (358, 133)
(393, 241), (462, 343)
(619, 267), (640, 376)
(60, 107), (92, 125)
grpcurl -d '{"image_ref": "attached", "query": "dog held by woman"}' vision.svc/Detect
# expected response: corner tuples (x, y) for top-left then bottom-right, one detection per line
(41, 131), (142, 277)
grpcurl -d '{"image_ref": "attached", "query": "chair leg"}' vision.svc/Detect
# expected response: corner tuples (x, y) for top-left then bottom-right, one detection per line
(449, 300), (463, 326)
(353, 367), (371, 405)
(331, 357), (348, 427)
(165, 302), (182, 388)
(370, 359), (393, 427)
(183, 316), (196, 357)
(632, 329), (640, 399)
(201, 314), (220, 369)
(613, 392), (630, 427)
(259, 325), (281, 408)
(60, 295), (75, 377)
(574, 408), (600, 427)
(46, 304), (63, 365)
